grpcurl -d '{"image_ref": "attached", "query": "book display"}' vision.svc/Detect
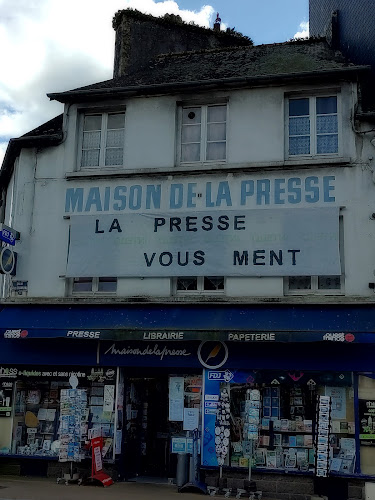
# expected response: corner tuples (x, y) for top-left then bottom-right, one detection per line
(9, 371), (116, 460)
(13, 380), (62, 457)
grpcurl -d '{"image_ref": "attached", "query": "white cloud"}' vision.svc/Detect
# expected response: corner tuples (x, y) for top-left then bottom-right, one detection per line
(0, 0), (215, 165)
(294, 21), (309, 39)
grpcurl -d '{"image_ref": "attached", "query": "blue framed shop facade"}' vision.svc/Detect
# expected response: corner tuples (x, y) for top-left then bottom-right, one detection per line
(0, 302), (375, 483)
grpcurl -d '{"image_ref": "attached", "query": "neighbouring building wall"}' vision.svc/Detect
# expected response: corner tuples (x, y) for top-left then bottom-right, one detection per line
(309, 0), (375, 111)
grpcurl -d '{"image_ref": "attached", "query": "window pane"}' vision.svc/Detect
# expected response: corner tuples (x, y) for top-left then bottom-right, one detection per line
(318, 276), (341, 290)
(289, 136), (310, 155)
(289, 98), (309, 117)
(207, 105), (226, 122)
(316, 96), (337, 114)
(182, 108), (201, 125)
(207, 123), (226, 141)
(105, 148), (123, 166)
(177, 277), (197, 290)
(317, 115), (338, 134)
(288, 276), (311, 290)
(81, 149), (100, 167)
(106, 129), (124, 148)
(206, 142), (226, 160)
(84, 115), (102, 131)
(182, 124), (201, 143)
(181, 143), (200, 162)
(107, 113), (125, 129)
(73, 277), (93, 292)
(83, 131), (101, 149)
(98, 277), (117, 292)
(204, 276), (224, 290)
(289, 117), (310, 136)
(317, 134), (338, 154)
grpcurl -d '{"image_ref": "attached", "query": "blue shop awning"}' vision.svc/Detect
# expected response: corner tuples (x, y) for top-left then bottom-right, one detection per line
(0, 303), (375, 343)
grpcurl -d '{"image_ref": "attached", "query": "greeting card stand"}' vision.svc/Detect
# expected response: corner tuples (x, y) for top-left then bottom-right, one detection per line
(57, 381), (87, 486)
(57, 460), (81, 485)
(314, 395), (332, 478)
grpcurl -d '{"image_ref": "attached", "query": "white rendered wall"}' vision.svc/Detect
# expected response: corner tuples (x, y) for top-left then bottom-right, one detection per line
(4, 82), (375, 299)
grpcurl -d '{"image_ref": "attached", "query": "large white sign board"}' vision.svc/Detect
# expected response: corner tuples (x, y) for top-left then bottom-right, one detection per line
(66, 207), (340, 277)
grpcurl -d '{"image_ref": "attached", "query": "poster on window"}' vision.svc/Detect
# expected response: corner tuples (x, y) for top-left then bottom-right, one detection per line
(359, 399), (375, 442)
(0, 380), (13, 417)
(325, 387), (346, 419)
(169, 377), (184, 421)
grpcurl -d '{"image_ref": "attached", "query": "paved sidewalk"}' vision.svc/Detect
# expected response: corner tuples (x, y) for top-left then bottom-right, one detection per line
(0, 476), (280, 500)
(0, 476), (198, 500)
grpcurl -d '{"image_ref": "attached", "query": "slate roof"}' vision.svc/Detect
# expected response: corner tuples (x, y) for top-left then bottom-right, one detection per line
(21, 114), (63, 138)
(48, 39), (370, 103)
(0, 115), (63, 186)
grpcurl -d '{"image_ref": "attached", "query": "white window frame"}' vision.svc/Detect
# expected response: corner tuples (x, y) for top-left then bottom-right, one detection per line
(173, 276), (226, 295)
(286, 93), (341, 159)
(69, 277), (118, 296)
(284, 275), (344, 296)
(177, 103), (227, 164)
(78, 111), (126, 170)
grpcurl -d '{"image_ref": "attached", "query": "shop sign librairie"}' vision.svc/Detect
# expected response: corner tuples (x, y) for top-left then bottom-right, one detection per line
(66, 207), (340, 278)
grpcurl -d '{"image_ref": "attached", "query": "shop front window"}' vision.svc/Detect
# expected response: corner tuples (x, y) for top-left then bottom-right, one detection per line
(0, 368), (117, 459)
(358, 374), (375, 475)
(202, 370), (355, 475)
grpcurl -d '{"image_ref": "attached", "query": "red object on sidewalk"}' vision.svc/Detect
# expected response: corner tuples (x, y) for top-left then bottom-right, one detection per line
(88, 435), (113, 487)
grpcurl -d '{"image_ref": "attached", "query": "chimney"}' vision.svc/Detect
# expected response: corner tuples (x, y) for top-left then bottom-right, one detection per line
(112, 9), (252, 79)
(213, 12), (221, 32)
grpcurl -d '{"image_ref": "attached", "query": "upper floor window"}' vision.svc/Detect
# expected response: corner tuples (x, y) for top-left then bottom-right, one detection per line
(80, 112), (125, 168)
(285, 275), (343, 295)
(70, 277), (117, 294)
(174, 276), (225, 295)
(288, 96), (338, 157)
(179, 104), (227, 163)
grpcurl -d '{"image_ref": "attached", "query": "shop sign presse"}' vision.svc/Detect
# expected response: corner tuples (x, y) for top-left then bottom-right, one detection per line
(64, 175), (340, 278)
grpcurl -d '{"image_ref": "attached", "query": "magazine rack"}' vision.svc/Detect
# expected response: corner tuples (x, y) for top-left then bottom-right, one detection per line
(314, 395), (332, 478)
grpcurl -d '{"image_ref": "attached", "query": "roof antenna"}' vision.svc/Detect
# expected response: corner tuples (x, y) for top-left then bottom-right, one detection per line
(214, 12), (221, 31)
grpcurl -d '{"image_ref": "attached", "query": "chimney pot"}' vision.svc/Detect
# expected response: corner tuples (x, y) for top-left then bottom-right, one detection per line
(214, 12), (221, 32)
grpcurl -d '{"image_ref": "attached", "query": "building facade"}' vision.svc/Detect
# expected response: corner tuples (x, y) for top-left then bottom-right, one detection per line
(1, 9), (375, 499)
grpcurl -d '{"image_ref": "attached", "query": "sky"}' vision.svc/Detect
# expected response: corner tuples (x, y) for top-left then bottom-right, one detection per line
(0, 0), (308, 165)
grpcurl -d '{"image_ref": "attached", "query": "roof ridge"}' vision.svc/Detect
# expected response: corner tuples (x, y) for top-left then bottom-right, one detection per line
(153, 37), (330, 60)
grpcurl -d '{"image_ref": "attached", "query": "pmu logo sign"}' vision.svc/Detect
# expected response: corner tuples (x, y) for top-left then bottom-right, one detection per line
(197, 341), (228, 369)
(4, 329), (28, 339)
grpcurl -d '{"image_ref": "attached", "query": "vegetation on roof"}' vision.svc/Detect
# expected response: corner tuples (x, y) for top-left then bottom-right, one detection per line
(112, 8), (253, 45)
